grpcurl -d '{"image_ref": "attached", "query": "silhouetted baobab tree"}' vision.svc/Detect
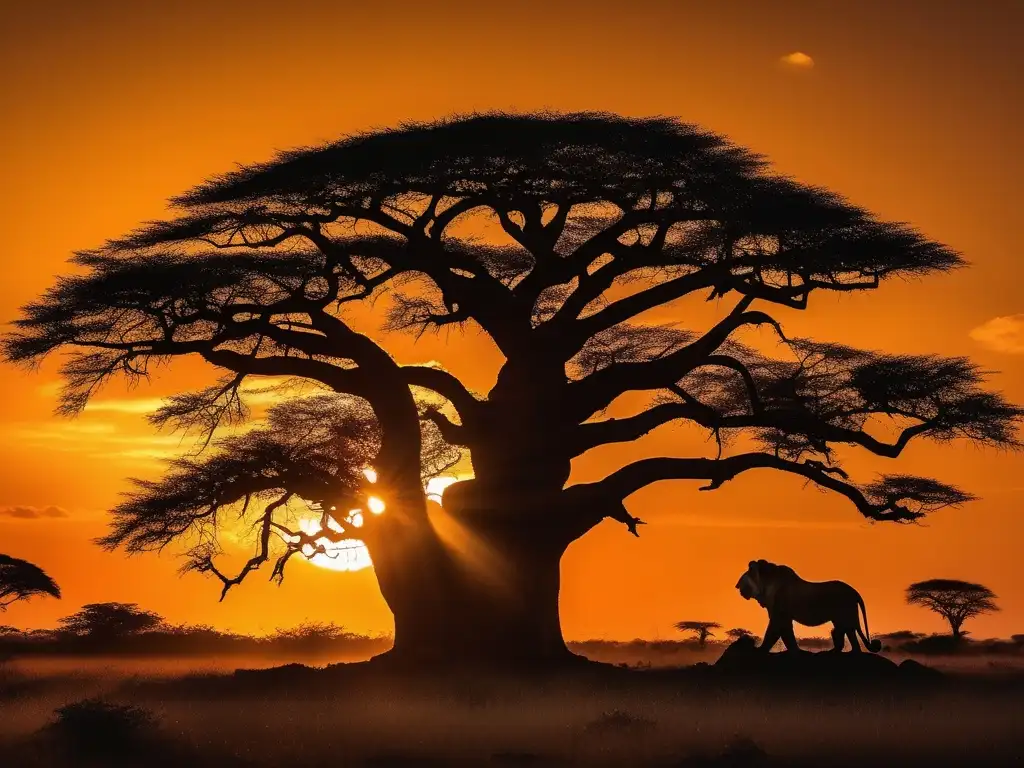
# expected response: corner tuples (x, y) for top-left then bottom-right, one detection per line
(0, 554), (60, 610)
(906, 579), (999, 640)
(5, 113), (1022, 667)
(675, 620), (721, 647)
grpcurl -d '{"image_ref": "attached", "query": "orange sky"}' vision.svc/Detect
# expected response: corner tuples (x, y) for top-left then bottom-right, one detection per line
(1, 0), (1022, 641)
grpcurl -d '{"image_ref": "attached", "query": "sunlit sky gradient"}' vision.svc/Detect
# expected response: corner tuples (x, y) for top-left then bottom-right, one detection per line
(1, 0), (1021, 640)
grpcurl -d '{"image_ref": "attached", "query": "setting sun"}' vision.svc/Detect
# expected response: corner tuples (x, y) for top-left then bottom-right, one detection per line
(295, 517), (372, 572)
(425, 476), (462, 502)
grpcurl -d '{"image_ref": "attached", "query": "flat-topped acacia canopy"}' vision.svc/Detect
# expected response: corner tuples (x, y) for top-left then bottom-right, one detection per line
(0, 554), (61, 610)
(6, 112), (1020, 666)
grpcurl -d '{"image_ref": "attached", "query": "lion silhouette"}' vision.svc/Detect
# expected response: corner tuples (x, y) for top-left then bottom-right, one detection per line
(736, 559), (881, 653)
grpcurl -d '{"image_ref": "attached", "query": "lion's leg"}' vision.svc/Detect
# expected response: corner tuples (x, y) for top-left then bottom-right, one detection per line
(780, 621), (801, 653)
(831, 626), (846, 652)
(760, 622), (782, 653)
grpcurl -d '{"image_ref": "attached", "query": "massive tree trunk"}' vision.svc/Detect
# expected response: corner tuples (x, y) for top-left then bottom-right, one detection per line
(364, 362), (587, 668)
(364, 492), (579, 668)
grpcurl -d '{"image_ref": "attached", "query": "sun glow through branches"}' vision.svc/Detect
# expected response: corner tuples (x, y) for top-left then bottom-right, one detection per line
(295, 517), (372, 572)
(425, 475), (460, 502)
(298, 470), (465, 573)
(296, 469), (381, 571)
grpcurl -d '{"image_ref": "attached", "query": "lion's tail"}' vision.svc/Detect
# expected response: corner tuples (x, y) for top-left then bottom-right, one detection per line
(856, 595), (882, 653)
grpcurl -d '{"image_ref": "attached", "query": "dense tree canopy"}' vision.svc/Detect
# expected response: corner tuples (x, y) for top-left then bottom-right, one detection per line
(5, 112), (1021, 664)
(57, 602), (165, 639)
(0, 554), (61, 610)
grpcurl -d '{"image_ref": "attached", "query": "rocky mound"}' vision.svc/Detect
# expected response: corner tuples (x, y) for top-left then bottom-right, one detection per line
(711, 635), (943, 687)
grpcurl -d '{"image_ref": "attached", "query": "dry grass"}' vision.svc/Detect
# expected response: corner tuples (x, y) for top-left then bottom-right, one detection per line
(2, 656), (1023, 767)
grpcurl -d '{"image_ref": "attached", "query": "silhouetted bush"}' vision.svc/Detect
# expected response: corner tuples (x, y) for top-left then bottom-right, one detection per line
(581, 709), (657, 737)
(267, 621), (382, 656)
(42, 699), (160, 759)
(0, 618), (391, 661)
(878, 630), (925, 642)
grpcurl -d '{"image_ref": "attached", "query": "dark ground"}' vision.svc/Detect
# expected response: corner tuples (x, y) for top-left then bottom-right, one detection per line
(2, 641), (1022, 767)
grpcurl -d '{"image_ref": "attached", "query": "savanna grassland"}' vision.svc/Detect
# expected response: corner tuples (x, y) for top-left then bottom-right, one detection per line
(2, 645), (1023, 768)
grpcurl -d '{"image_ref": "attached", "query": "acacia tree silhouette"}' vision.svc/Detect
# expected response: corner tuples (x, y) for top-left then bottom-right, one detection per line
(0, 554), (60, 610)
(675, 620), (721, 648)
(58, 603), (165, 640)
(725, 627), (757, 642)
(906, 579), (999, 640)
(5, 113), (1022, 667)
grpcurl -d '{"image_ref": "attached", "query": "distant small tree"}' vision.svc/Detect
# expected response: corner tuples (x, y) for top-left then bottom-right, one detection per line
(725, 627), (756, 642)
(0, 554), (61, 610)
(57, 603), (164, 640)
(675, 620), (721, 648)
(906, 579), (999, 640)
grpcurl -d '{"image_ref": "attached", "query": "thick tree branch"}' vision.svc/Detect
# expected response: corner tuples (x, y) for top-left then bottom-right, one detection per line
(200, 492), (293, 601)
(586, 453), (923, 521)
(420, 405), (468, 446)
(200, 350), (369, 395)
(569, 297), (784, 419)
(573, 402), (703, 453)
(572, 396), (935, 459)
(560, 267), (723, 354)
(557, 490), (648, 544)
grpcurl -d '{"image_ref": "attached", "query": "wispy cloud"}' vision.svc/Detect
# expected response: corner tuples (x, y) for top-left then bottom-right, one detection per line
(84, 398), (169, 414)
(5, 421), (186, 465)
(21, 376), (331, 467)
(0, 505), (69, 520)
(779, 52), (815, 69)
(969, 314), (1024, 354)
